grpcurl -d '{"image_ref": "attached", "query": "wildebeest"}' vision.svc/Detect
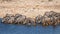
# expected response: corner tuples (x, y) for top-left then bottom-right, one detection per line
(44, 11), (60, 25)
(23, 17), (36, 26)
(14, 14), (26, 24)
(7, 16), (15, 24)
(2, 16), (10, 23)
(49, 12), (60, 25)
(2, 14), (15, 24)
(53, 13), (60, 25)
(35, 15), (42, 24)
(41, 16), (51, 26)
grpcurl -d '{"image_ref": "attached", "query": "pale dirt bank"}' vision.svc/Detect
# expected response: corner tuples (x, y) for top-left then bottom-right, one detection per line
(0, 0), (60, 18)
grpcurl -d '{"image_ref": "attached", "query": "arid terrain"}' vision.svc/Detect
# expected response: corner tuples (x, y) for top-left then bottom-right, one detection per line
(0, 0), (60, 18)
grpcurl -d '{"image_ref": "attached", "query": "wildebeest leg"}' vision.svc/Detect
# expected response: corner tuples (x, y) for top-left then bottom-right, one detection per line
(42, 20), (46, 26)
(57, 19), (60, 25)
(51, 19), (57, 26)
(47, 20), (51, 25)
(45, 21), (49, 26)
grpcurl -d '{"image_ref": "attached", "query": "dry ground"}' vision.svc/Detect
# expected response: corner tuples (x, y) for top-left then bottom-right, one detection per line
(0, 0), (60, 18)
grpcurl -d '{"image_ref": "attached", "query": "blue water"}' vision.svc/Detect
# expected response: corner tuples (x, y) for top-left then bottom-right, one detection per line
(0, 18), (60, 34)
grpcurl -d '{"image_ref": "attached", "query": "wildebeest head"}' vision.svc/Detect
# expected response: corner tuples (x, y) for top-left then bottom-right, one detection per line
(2, 14), (15, 24)
(23, 17), (36, 25)
(35, 15), (42, 24)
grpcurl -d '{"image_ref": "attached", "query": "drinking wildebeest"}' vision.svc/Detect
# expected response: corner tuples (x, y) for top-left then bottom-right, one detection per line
(49, 16), (56, 25)
(14, 14), (26, 24)
(23, 17), (36, 26)
(7, 16), (15, 24)
(44, 11), (55, 25)
(41, 16), (51, 26)
(50, 13), (60, 25)
(48, 11), (60, 25)
(44, 11), (59, 25)
(2, 14), (15, 24)
(2, 16), (10, 23)
(35, 15), (42, 24)
(54, 13), (60, 25)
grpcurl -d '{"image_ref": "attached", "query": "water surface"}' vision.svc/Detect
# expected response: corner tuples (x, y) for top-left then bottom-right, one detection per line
(0, 19), (60, 34)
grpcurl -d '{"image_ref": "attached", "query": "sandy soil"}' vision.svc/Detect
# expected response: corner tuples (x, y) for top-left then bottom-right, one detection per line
(0, 0), (60, 18)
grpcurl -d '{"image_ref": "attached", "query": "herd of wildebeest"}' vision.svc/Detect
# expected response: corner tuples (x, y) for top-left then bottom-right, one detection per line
(2, 11), (60, 26)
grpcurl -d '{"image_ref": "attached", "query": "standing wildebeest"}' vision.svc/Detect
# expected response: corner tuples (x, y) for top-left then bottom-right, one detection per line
(2, 14), (15, 24)
(23, 17), (36, 26)
(14, 14), (26, 24)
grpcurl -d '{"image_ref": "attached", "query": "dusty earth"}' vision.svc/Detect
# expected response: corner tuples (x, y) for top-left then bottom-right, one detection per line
(0, 0), (60, 18)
